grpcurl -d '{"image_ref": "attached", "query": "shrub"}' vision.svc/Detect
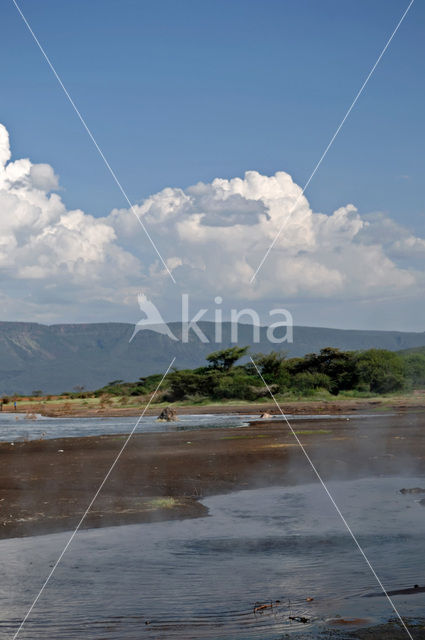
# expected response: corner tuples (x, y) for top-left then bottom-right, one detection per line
(289, 347), (358, 394)
(292, 372), (332, 393)
(355, 349), (405, 394)
(402, 353), (425, 388)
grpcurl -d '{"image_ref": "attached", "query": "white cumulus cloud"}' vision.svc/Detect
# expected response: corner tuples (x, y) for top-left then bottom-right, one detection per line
(0, 122), (424, 326)
(0, 124), (143, 321)
(108, 170), (420, 305)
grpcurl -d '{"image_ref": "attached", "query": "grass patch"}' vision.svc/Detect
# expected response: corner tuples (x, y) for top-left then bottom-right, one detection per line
(147, 497), (177, 509)
(294, 429), (331, 435)
(220, 434), (269, 440)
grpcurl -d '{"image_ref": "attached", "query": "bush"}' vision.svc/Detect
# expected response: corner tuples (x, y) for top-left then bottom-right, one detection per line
(355, 349), (405, 394)
(166, 370), (222, 401)
(402, 353), (425, 388)
(289, 347), (358, 394)
(212, 373), (258, 400)
(292, 372), (332, 394)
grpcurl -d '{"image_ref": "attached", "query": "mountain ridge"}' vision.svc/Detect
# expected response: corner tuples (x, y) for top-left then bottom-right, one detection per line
(0, 321), (424, 394)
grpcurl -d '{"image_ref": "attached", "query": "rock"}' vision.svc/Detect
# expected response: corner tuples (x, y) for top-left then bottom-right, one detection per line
(157, 406), (178, 421)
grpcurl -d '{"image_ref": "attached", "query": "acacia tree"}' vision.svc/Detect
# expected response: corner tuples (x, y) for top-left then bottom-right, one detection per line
(206, 346), (249, 372)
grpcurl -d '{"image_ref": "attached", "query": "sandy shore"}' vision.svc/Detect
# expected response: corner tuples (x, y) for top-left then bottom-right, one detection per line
(1, 409), (424, 539)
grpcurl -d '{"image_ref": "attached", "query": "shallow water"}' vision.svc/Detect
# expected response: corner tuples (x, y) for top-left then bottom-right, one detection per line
(0, 412), (247, 441)
(1, 476), (424, 639)
(0, 411), (384, 442)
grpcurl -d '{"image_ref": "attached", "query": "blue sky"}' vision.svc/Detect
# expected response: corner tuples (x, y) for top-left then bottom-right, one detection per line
(2, 0), (423, 229)
(0, 0), (424, 330)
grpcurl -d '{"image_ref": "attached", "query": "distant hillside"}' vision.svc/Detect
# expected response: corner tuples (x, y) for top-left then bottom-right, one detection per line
(0, 321), (424, 394)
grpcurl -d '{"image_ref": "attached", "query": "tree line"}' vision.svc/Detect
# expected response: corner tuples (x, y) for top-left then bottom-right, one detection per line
(97, 345), (425, 401)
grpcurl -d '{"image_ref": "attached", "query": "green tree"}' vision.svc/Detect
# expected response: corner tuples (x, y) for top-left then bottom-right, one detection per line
(252, 351), (286, 377)
(291, 347), (357, 394)
(206, 346), (249, 372)
(167, 369), (222, 401)
(250, 351), (291, 391)
(402, 353), (425, 388)
(355, 349), (405, 394)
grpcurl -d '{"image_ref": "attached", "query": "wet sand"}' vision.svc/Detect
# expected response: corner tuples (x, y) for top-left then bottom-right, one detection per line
(1, 410), (424, 540)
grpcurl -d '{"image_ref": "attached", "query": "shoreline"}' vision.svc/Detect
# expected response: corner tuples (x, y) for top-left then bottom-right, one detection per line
(8, 391), (425, 419)
(1, 409), (424, 540)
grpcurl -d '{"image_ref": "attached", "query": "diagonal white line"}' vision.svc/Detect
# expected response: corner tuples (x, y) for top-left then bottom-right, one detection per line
(250, 0), (415, 283)
(250, 357), (414, 640)
(12, 0), (176, 284)
(11, 357), (176, 640)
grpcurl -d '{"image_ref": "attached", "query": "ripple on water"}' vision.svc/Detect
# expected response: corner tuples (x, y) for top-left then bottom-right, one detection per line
(1, 476), (424, 639)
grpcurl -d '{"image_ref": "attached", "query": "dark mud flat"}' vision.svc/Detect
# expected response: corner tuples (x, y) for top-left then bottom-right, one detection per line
(0, 409), (425, 539)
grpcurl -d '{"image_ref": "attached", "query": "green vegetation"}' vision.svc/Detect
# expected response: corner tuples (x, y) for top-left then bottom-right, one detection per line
(92, 373), (165, 398)
(94, 345), (425, 403)
(147, 497), (177, 509)
(206, 346), (249, 371)
(294, 429), (331, 435)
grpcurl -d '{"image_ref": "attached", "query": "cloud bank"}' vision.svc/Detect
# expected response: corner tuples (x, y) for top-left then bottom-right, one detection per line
(0, 123), (424, 327)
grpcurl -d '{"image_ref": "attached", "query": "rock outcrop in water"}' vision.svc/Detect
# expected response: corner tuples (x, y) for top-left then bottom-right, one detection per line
(157, 406), (178, 421)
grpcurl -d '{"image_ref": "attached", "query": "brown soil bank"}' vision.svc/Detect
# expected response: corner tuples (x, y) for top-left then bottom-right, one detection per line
(0, 410), (424, 540)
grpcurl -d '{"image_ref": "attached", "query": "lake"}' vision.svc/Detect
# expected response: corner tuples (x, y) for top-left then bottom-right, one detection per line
(2, 476), (424, 639)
